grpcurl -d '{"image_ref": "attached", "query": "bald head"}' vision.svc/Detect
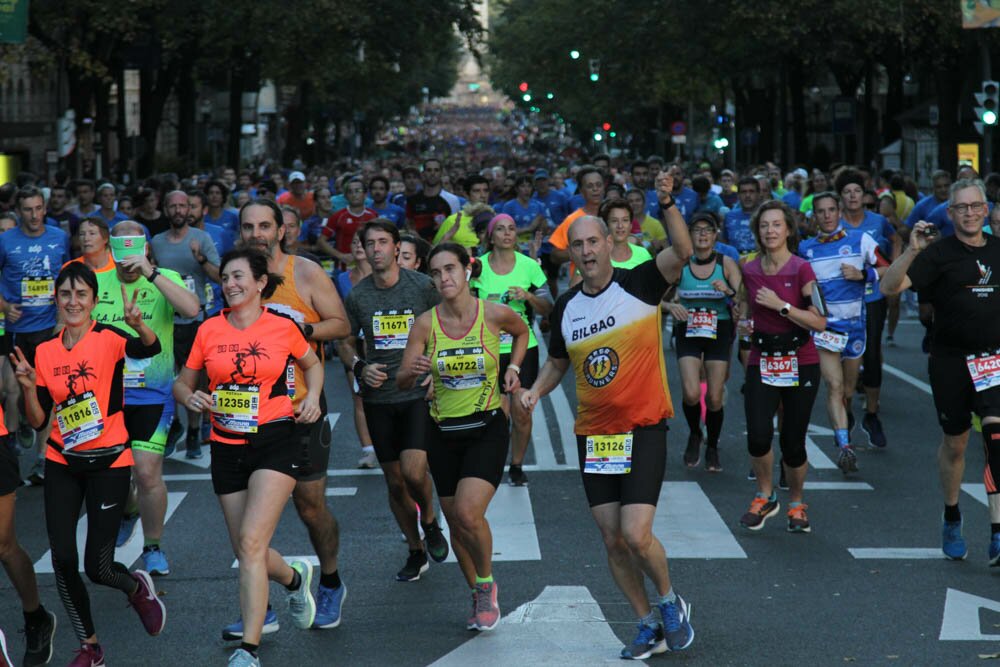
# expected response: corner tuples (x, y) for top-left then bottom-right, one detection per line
(568, 215), (609, 243)
(112, 220), (145, 237)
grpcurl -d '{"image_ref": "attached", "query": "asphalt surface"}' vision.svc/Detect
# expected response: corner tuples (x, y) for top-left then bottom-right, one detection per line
(2, 315), (999, 666)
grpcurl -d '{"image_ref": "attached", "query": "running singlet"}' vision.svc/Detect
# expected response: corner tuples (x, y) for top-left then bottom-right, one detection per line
(90, 267), (185, 404)
(471, 252), (547, 354)
(548, 262), (674, 435)
(345, 269), (440, 404)
(263, 255), (321, 405)
(611, 244), (653, 270)
(841, 210), (894, 303)
(799, 226), (880, 328)
(677, 258), (731, 320)
(501, 198), (546, 243)
(186, 308), (311, 445)
(426, 300), (501, 421)
(0, 226), (70, 333)
(35, 322), (161, 466)
(742, 255), (819, 366)
(723, 210), (755, 254)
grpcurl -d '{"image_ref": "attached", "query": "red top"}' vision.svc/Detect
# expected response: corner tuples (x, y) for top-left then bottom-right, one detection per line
(322, 208), (378, 254)
(743, 255), (819, 365)
(186, 308), (311, 445)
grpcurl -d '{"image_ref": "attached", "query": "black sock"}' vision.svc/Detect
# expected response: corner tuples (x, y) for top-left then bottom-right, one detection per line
(944, 503), (961, 523)
(285, 568), (301, 591)
(320, 570), (341, 590)
(240, 642), (259, 657)
(23, 604), (48, 627)
(705, 408), (724, 447)
(682, 402), (701, 435)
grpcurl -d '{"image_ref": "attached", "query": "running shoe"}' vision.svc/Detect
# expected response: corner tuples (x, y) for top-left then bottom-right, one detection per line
(508, 464), (528, 486)
(357, 448), (378, 469)
(0, 628), (10, 667)
(746, 467), (756, 481)
(287, 559), (316, 629)
(739, 493), (779, 530)
(683, 431), (702, 468)
(887, 334), (896, 347)
(128, 570), (166, 636)
(164, 419), (183, 458)
(67, 643), (104, 667)
(659, 595), (694, 651)
(862, 412), (887, 449)
(312, 584), (346, 629)
(142, 546), (170, 576)
(184, 431), (203, 459)
(472, 581), (500, 631)
(423, 519), (449, 563)
(620, 621), (666, 660)
(787, 503), (811, 533)
(116, 513), (140, 547)
(837, 446), (858, 474)
(24, 459), (44, 486)
(466, 589), (478, 631)
(22, 608), (56, 667)
(16, 422), (34, 451)
(221, 608), (280, 641)
(990, 534), (1000, 567)
(704, 447), (722, 473)
(942, 518), (968, 560)
(227, 648), (260, 667)
(396, 550), (429, 582)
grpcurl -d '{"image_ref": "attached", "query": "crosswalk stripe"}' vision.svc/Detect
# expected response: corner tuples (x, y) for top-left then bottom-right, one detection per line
(34, 492), (187, 573)
(655, 481), (747, 559)
(849, 548), (943, 559)
(440, 485), (541, 562)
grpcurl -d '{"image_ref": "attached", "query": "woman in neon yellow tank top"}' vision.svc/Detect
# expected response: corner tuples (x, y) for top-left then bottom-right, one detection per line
(399, 242), (528, 633)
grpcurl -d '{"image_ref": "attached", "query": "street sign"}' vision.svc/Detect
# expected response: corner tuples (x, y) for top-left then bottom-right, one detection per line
(0, 0), (29, 44)
(671, 135), (687, 144)
(670, 121), (687, 136)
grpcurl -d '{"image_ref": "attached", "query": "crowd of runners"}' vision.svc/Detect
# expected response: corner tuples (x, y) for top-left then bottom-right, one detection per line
(0, 151), (996, 665)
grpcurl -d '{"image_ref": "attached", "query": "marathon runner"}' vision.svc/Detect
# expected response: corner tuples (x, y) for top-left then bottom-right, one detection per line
(342, 219), (450, 581)
(519, 171), (696, 660)
(738, 201), (826, 533)
(13, 262), (166, 666)
(880, 178), (1000, 563)
(398, 242), (528, 632)
(799, 192), (887, 474)
(173, 248), (323, 667)
(470, 214), (553, 486)
(87, 221), (200, 576)
(663, 212), (741, 472)
(241, 199), (352, 631)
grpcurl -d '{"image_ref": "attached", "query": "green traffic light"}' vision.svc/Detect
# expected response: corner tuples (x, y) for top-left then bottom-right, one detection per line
(546, 92), (554, 100)
(570, 50), (580, 59)
(593, 132), (603, 142)
(986, 110), (998, 126)
(589, 73), (599, 82)
(522, 93), (531, 102)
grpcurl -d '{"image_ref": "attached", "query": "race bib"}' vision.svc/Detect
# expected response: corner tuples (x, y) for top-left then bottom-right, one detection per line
(814, 330), (848, 353)
(320, 259), (336, 277)
(685, 309), (719, 339)
(436, 347), (487, 390)
(372, 312), (413, 350)
(584, 432), (633, 475)
(286, 361), (296, 398)
(182, 275), (196, 294)
(967, 349), (1000, 393)
(20, 276), (54, 307)
(55, 390), (104, 450)
(500, 332), (514, 347)
(211, 383), (260, 433)
(760, 352), (799, 387)
(123, 356), (151, 389)
(204, 282), (215, 311)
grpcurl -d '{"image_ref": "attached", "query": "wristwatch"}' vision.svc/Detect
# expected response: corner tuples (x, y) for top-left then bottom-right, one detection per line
(779, 303), (792, 317)
(147, 268), (161, 282)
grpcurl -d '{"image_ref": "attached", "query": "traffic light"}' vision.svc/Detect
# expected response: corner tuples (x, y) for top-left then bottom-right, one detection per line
(589, 58), (600, 82)
(518, 82), (529, 93)
(713, 136), (730, 150)
(570, 50), (581, 60)
(522, 93), (531, 102)
(593, 132), (604, 142)
(602, 122), (611, 131)
(546, 92), (554, 100)
(974, 80), (999, 134)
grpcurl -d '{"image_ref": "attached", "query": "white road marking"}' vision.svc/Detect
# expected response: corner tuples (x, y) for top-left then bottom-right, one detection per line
(883, 362), (932, 395)
(655, 481), (747, 559)
(35, 492), (187, 573)
(848, 548), (943, 559)
(440, 485), (541, 562)
(805, 435), (837, 470)
(535, 327), (579, 469)
(940, 588), (1000, 640)
(804, 481), (873, 490)
(429, 586), (626, 666)
(325, 487), (357, 496)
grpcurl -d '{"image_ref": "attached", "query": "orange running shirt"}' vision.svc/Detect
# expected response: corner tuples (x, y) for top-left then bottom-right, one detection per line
(36, 321), (160, 467)
(548, 207), (586, 252)
(186, 308), (311, 445)
(262, 255), (321, 405)
(547, 261), (674, 435)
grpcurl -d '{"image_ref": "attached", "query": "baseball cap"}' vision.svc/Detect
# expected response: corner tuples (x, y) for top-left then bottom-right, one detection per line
(793, 168), (809, 180)
(288, 171), (306, 183)
(533, 169), (550, 180)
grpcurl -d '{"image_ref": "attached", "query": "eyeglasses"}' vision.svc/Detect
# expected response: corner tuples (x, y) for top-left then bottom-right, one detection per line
(949, 202), (987, 215)
(690, 227), (716, 235)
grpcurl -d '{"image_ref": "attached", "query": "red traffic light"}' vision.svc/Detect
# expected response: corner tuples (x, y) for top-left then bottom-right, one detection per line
(602, 122), (612, 131)
(518, 82), (529, 92)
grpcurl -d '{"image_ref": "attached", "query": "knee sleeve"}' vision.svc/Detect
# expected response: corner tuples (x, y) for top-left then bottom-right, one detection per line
(983, 423), (1000, 495)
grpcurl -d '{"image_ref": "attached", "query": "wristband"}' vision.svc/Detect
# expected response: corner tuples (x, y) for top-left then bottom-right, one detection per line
(507, 364), (521, 374)
(147, 268), (161, 282)
(303, 323), (314, 339)
(660, 196), (675, 212)
(353, 358), (366, 377)
(197, 256), (207, 265)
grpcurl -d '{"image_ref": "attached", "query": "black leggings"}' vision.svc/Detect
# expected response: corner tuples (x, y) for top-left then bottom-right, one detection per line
(862, 299), (886, 389)
(45, 462), (135, 642)
(744, 363), (820, 468)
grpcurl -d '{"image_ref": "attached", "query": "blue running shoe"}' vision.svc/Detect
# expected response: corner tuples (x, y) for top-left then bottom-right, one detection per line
(312, 583), (346, 629)
(141, 546), (170, 576)
(990, 534), (1000, 567)
(620, 621), (665, 660)
(116, 513), (140, 548)
(659, 595), (694, 651)
(942, 518), (968, 560)
(221, 608), (280, 641)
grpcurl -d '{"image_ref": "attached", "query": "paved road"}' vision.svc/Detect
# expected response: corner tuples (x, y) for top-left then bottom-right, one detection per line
(2, 318), (998, 666)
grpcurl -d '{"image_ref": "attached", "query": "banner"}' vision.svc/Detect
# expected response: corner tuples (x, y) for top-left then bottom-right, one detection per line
(0, 0), (29, 44)
(963, 0), (1000, 29)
